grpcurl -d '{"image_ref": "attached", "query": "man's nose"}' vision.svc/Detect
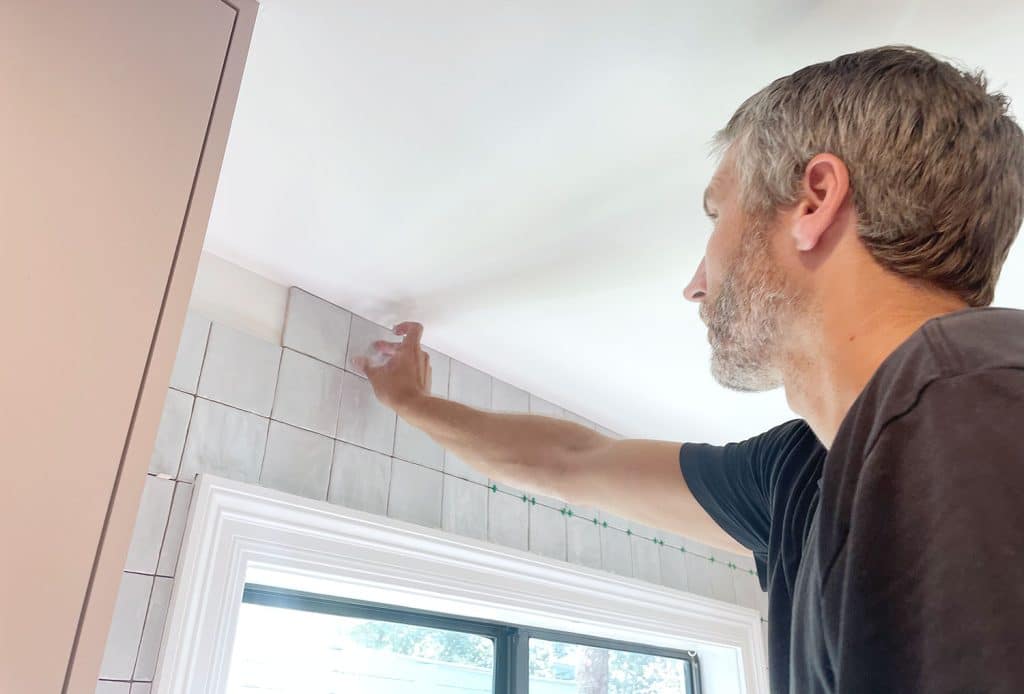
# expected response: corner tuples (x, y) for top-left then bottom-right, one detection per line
(684, 258), (708, 302)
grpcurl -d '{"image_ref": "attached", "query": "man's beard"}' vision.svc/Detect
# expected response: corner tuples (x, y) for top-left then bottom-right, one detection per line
(699, 230), (793, 392)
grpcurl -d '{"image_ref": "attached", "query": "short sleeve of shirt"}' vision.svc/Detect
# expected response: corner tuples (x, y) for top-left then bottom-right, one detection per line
(679, 419), (821, 584)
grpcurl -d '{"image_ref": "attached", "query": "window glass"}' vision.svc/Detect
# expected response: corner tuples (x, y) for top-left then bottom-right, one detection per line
(226, 602), (495, 693)
(529, 637), (693, 694)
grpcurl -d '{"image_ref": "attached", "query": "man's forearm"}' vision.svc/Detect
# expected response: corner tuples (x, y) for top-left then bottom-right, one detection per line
(396, 395), (606, 497)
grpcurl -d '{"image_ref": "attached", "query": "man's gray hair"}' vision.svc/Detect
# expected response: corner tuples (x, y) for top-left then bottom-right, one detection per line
(714, 45), (1024, 307)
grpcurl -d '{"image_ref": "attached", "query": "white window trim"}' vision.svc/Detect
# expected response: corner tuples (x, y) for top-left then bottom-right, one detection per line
(154, 474), (769, 693)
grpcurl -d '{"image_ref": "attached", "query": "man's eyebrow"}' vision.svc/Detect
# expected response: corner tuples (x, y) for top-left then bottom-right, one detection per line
(702, 184), (715, 217)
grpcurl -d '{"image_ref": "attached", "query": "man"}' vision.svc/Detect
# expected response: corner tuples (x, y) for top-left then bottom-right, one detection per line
(355, 46), (1024, 693)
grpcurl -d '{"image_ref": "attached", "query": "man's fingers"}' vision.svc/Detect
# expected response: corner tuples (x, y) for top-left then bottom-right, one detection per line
(394, 321), (424, 348)
(372, 340), (400, 355)
(352, 355), (382, 378)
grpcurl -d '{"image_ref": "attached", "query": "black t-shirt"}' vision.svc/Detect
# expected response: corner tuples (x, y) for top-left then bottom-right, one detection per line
(679, 307), (1024, 694)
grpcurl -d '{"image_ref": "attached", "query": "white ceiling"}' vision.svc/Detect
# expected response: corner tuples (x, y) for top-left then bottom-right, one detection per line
(205, 0), (1024, 444)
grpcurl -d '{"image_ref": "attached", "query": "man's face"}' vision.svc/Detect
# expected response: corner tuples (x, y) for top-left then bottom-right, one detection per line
(685, 153), (794, 392)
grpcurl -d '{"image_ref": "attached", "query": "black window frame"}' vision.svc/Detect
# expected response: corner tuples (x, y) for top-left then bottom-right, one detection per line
(241, 583), (703, 694)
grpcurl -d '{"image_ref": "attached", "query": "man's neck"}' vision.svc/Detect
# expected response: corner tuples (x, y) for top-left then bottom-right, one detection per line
(782, 282), (968, 448)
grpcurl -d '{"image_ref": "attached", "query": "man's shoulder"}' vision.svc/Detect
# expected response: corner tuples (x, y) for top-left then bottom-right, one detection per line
(845, 307), (1024, 449)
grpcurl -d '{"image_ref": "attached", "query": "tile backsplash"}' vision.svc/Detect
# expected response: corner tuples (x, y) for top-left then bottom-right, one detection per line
(96, 287), (766, 692)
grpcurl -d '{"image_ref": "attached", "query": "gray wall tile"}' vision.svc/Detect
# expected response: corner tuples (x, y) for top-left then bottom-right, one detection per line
(422, 345), (450, 398)
(272, 349), (344, 437)
(491, 380), (529, 413)
(282, 287), (352, 368)
(328, 442), (392, 515)
(156, 482), (193, 577)
(683, 542), (715, 599)
(337, 371), (396, 455)
(123, 476), (174, 574)
(566, 515), (602, 570)
(708, 558), (737, 603)
(393, 417), (444, 470)
(441, 476), (487, 541)
(169, 311), (210, 393)
(260, 421), (333, 500)
(179, 398), (269, 483)
(449, 360), (491, 409)
(528, 394), (562, 418)
(600, 523), (633, 578)
(346, 314), (396, 375)
(659, 544), (690, 592)
(99, 572), (152, 679)
(529, 504), (566, 561)
(443, 450), (487, 485)
(130, 684), (152, 694)
(148, 389), (194, 477)
(488, 491), (528, 551)
(631, 534), (662, 584)
(198, 323), (281, 416)
(387, 459), (442, 528)
(733, 570), (762, 611)
(96, 682), (131, 694)
(133, 576), (173, 680)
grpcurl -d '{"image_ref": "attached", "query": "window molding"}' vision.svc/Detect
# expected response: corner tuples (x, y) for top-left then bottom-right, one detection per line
(154, 474), (769, 693)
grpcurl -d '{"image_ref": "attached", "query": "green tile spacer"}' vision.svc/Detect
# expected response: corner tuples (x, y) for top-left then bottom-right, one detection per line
(680, 546), (687, 553)
(592, 518), (599, 525)
(567, 509), (573, 517)
(491, 484), (498, 493)
(530, 496), (537, 505)
(602, 521), (608, 528)
(521, 494), (528, 503)
(626, 529), (632, 536)
(709, 556), (716, 563)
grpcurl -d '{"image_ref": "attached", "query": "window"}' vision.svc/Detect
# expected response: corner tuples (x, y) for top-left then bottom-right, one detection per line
(228, 585), (701, 693)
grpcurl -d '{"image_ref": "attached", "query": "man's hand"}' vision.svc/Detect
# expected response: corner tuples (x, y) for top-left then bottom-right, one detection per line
(352, 321), (432, 414)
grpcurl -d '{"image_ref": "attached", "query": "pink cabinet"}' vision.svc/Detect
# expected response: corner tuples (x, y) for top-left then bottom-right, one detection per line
(0, 1), (257, 691)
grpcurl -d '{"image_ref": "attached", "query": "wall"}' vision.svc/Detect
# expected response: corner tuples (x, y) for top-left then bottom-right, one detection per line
(95, 279), (769, 693)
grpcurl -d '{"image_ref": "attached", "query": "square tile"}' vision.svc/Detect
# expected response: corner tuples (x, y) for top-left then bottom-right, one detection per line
(682, 541), (715, 599)
(733, 570), (762, 611)
(528, 394), (562, 418)
(282, 287), (352, 368)
(157, 482), (193, 577)
(423, 345), (450, 398)
(179, 398), (269, 483)
(600, 522), (633, 578)
(708, 556), (738, 603)
(133, 576), (173, 680)
(169, 311), (210, 393)
(96, 682), (130, 694)
(491, 380), (529, 413)
(337, 371), (396, 455)
(99, 572), (152, 679)
(529, 504), (566, 561)
(659, 542), (690, 592)
(346, 314), (397, 375)
(272, 349), (344, 437)
(393, 416), (444, 470)
(388, 459), (443, 528)
(148, 389), (194, 477)
(487, 490), (529, 551)
(566, 515), (602, 570)
(260, 421), (334, 500)
(123, 476), (174, 574)
(328, 442), (392, 515)
(443, 450), (488, 485)
(441, 476), (488, 541)
(197, 323), (281, 416)
(631, 534), (662, 584)
(449, 360), (491, 409)
(131, 684), (152, 694)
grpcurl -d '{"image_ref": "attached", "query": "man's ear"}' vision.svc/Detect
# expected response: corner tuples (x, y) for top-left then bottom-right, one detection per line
(791, 154), (850, 252)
